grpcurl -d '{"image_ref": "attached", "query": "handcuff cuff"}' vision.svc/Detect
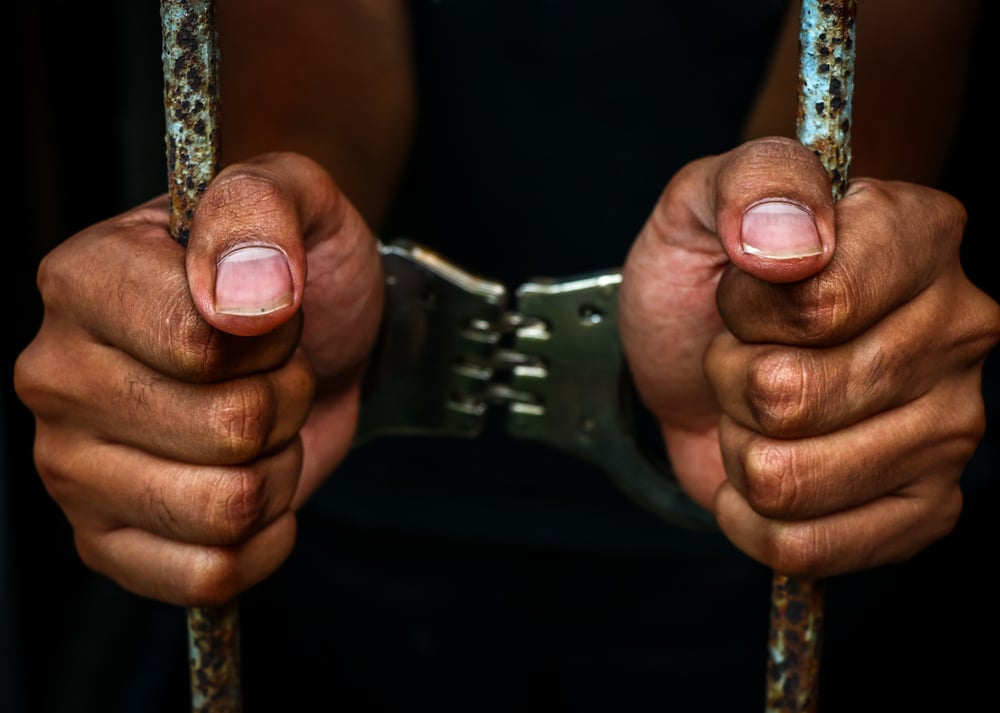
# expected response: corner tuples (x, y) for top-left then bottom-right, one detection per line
(353, 238), (716, 532)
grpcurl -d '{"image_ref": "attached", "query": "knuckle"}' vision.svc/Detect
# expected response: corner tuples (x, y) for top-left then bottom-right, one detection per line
(35, 248), (72, 310)
(209, 380), (276, 461)
(745, 350), (817, 435)
(204, 170), (285, 219)
(179, 549), (242, 607)
(955, 394), (987, 449)
(935, 190), (968, 247)
(12, 344), (49, 412)
(207, 467), (272, 544)
(30, 431), (83, 507)
(970, 287), (1000, 348)
(911, 495), (961, 556)
(73, 530), (105, 575)
(156, 271), (268, 384)
(742, 440), (802, 517)
(791, 271), (855, 343)
(13, 338), (80, 422)
(930, 489), (963, 541)
(928, 378), (989, 463)
(167, 295), (231, 382)
(36, 459), (77, 508)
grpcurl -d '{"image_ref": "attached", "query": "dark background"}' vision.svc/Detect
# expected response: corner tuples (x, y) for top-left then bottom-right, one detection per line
(4, 2), (997, 712)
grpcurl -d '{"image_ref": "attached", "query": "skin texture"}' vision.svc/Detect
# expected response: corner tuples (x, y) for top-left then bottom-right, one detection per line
(16, 154), (384, 606)
(617, 137), (999, 577)
(214, 0), (416, 227)
(12, 0), (1000, 605)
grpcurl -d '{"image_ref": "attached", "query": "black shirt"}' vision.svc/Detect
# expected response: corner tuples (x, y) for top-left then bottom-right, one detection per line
(309, 0), (789, 552)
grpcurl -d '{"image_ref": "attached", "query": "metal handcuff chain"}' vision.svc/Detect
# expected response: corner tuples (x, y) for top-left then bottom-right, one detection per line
(353, 238), (716, 532)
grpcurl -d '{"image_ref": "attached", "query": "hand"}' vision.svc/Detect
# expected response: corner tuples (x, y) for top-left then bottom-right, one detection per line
(14, 152), (384, 606)
(619, 137), (1000, 578)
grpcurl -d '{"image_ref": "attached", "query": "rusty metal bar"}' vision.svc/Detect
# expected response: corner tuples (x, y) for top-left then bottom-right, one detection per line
(795, 0), (856, 203)
(160, 2), (243, 712)
(161, 0), (221, 246)
(765, 2), (856, 712)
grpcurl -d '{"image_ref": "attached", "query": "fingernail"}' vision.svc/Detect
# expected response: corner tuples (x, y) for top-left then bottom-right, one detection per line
(741, 200), (822, 259)
(215, 246), (293, 315)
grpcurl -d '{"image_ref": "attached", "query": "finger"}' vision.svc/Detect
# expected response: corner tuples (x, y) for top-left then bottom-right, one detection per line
(74, 512), (298, 608)
(186, 151), (376, 340)
(706, 271), (1000, 437)
(714, 475), (962, 579)
(620, 138), (836, 425)
(718, 178), (968, 346)
(714, 137), (836, 283)
(23, 326), (315, 463)
(31, 197), (301, 383)
(716, 370), (984, 521)
(37, 424), (303, 547)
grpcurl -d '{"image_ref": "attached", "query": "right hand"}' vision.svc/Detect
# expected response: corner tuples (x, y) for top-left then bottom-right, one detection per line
(14, 152), (385, 607)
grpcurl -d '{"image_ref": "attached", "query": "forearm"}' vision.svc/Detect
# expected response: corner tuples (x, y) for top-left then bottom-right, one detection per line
(216, 0), (417, 228)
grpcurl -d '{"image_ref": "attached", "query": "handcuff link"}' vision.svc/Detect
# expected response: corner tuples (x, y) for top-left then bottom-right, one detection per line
(355, 239), (716, 532)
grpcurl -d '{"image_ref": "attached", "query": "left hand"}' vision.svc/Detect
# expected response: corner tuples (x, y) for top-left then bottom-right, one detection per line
(618, 137), (1000, 578)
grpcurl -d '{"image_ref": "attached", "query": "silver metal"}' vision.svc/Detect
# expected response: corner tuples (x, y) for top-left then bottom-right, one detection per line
(355, 240), (507, 440)
(355, 239), (715, 531)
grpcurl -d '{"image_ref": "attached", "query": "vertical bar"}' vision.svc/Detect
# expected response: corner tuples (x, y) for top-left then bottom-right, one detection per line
(187, 604), (242, 713)
(161, 0), (221, 246)
(160, 2), (243, 712)
(796, 0), (856, 202)
(765, 2), (856, 712)
(766, 573), (826, 713)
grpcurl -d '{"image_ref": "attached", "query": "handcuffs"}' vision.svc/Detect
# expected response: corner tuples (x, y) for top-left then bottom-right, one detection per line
(354, 239), (716, 532)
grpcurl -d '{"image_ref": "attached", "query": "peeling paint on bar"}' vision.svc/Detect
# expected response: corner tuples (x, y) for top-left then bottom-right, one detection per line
(766, 574), (826, 713)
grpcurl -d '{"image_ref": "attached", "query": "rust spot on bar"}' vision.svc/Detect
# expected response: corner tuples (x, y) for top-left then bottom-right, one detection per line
(188, 602), (243, 713)
(766, 574), (826, 713)
(797, 0), (856, 201)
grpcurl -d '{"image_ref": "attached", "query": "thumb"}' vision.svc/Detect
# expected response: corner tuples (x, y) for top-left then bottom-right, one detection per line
(716, 137), (836, 284)
(185, 155), (312, 337)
